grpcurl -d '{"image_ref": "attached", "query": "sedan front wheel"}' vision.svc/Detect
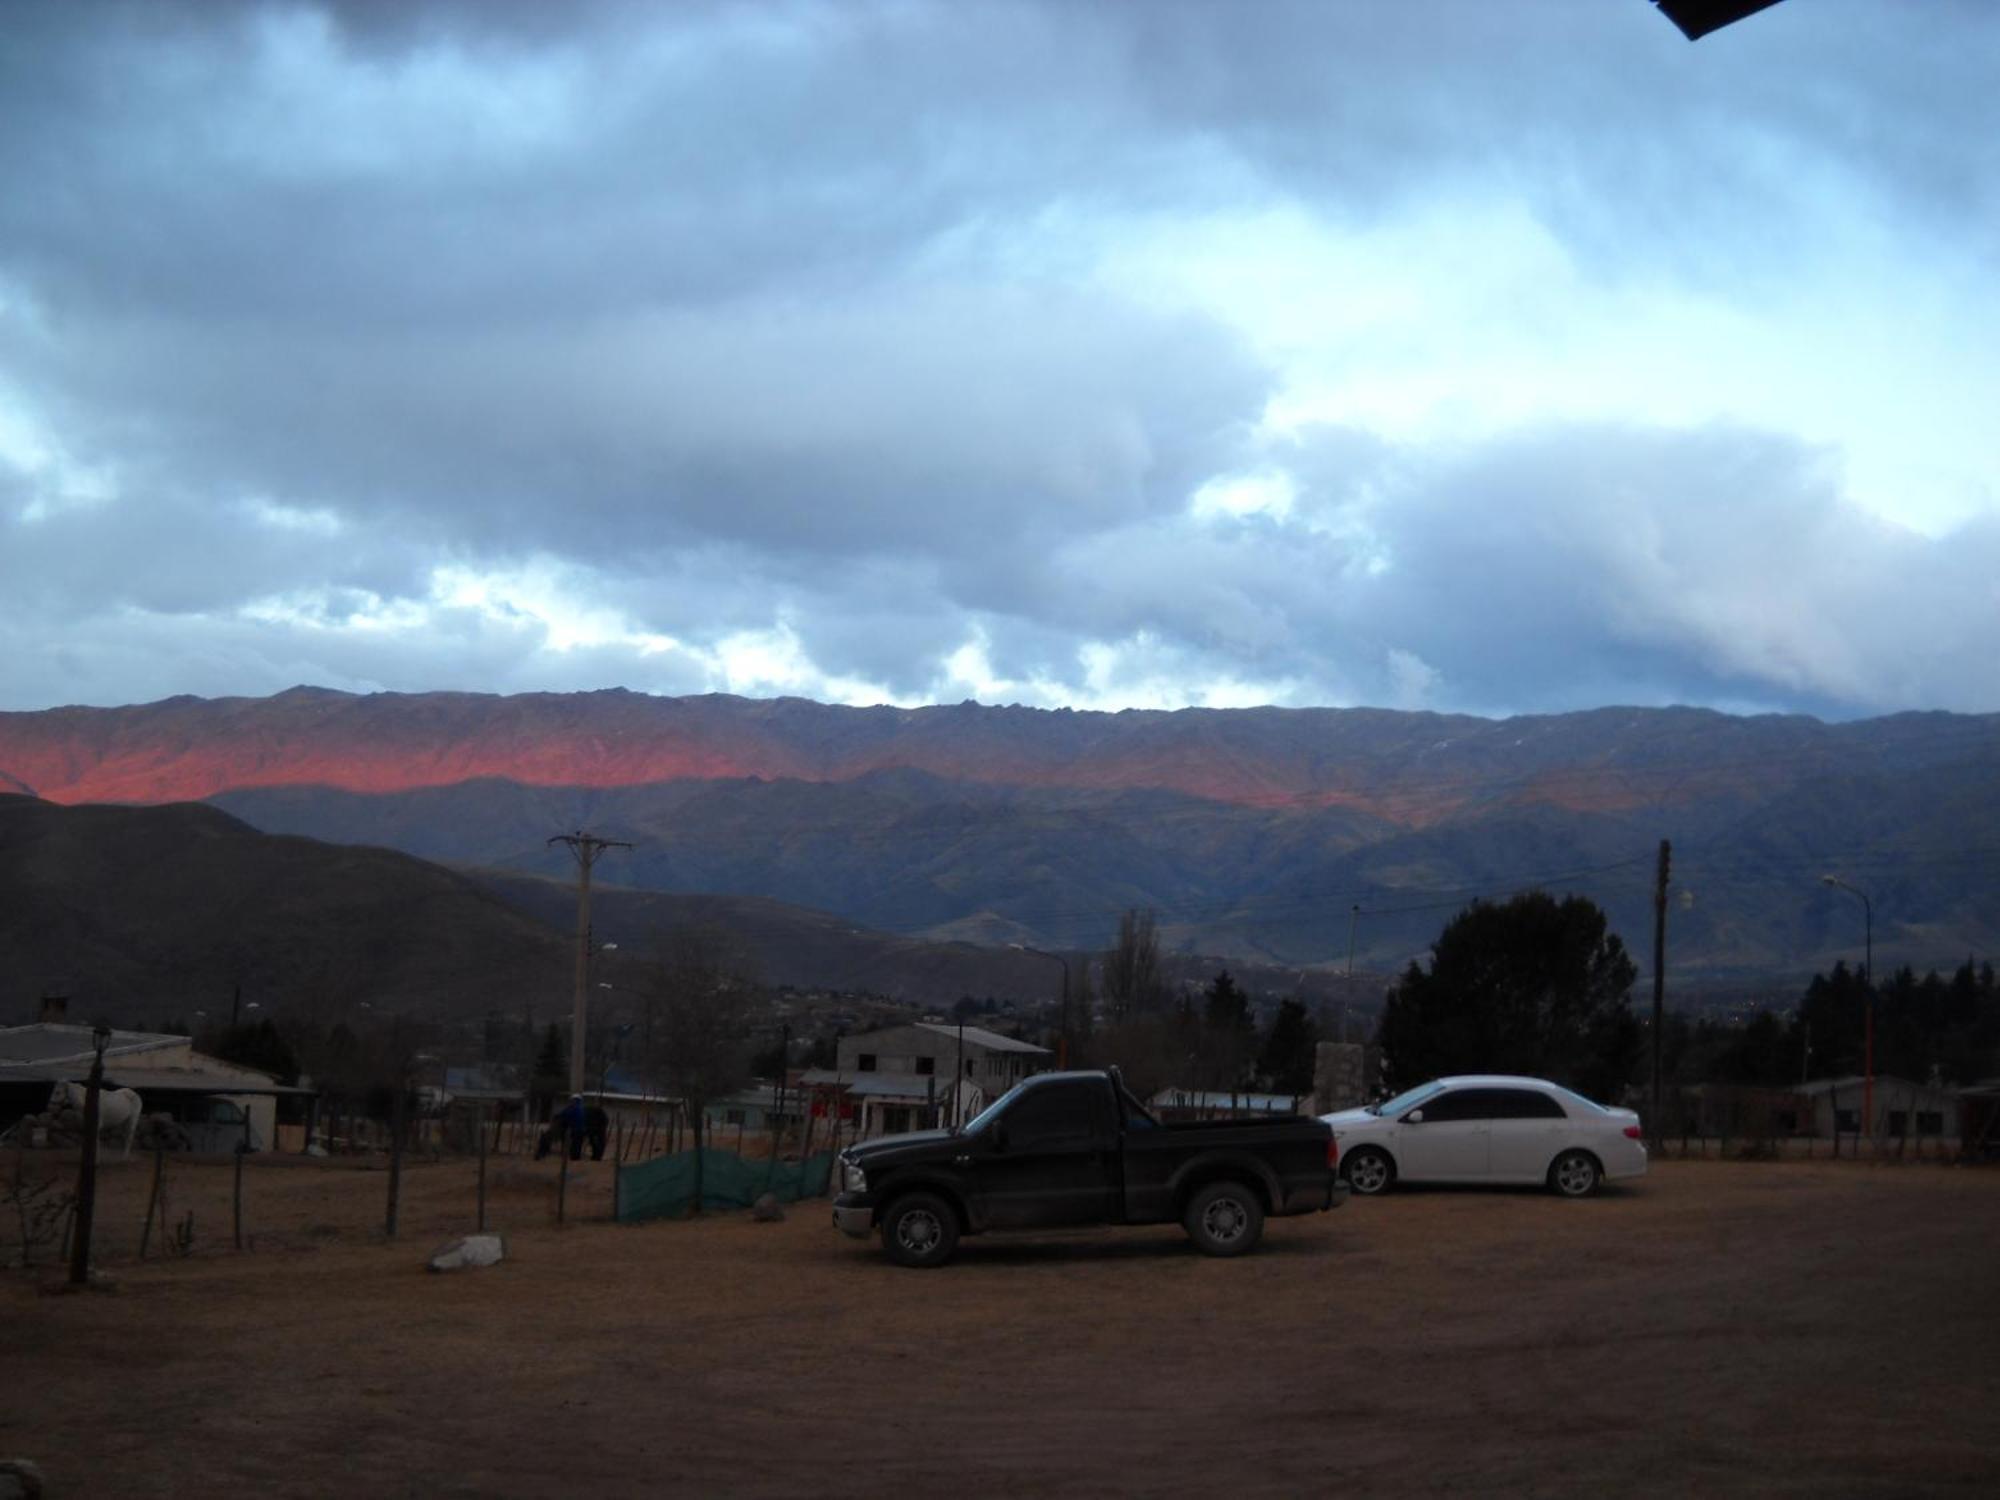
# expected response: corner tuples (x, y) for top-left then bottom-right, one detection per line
(1342, 1146), (1395, 1196)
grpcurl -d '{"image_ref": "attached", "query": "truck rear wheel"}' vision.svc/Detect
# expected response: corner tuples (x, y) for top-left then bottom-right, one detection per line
(881, 1191), (960, 1268)
(1183, 1179), (1265, 1257)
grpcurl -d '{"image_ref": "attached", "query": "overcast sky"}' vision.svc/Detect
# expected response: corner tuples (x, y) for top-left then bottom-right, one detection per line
(3, 0), (1996, 720)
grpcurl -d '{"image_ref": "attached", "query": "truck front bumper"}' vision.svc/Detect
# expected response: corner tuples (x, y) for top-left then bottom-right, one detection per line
(831, 1193), (875, 1238)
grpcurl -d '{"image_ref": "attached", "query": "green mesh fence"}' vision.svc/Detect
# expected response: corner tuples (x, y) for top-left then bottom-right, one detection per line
(616, 1148), (835, 1224)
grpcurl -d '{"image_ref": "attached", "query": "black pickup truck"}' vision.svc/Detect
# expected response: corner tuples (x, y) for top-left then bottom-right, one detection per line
(832, 1069), (1346, 1266)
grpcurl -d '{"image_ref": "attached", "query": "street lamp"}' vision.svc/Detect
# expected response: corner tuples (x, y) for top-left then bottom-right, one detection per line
(1821, 875), (1874, 1135)
(1011, 943), (1072, 1068)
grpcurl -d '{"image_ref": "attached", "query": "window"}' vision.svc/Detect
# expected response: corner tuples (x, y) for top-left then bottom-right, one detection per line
(1490, 1089), (1566, 1120)
(1002, 1084), (1100, 1150)
(1917, 1111), (1944, 1135)
(1419, 1089), (1500, 1122)
(858, 1053), (877, 1072)
(915, 1056), (934, 1075)
(724, 1108), (745, 1126)
(1887, 1111), (1908, 1137)
(1834, 1108), (1859, 1132)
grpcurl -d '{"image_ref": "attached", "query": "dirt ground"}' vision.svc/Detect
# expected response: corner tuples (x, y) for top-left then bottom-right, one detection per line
(5, 1153), (1998, 1498)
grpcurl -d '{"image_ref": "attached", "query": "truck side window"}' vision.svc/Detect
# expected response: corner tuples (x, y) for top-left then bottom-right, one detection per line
(1004, 1085), (1100, 1150)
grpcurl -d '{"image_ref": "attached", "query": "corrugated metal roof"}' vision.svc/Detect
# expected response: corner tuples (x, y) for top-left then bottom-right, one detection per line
(0, 1023), (187, 1065)
(912, 1022), (1049, 1054)
(796, 1069), (950, 1099)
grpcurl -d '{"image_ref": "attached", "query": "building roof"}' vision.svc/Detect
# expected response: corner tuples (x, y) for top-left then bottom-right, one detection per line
(0, 1059), (310, 1096)
(796, 1069), (969, 1099)
(1798, 1074), (1944, 1097)
(0, 1023), (187, 1066)
(911, 1022), (1049, 1055)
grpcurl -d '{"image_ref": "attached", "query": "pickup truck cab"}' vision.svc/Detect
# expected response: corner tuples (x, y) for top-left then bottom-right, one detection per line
(832, 1069), (1346, 1266)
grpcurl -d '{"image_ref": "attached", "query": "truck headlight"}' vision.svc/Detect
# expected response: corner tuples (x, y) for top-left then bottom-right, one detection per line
(841, 1158), (866, 1193)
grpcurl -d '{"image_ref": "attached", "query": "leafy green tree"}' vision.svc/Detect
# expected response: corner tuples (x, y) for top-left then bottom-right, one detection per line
(1378, 892), (1641, 1102)
(1258, 998), (1320, 1097)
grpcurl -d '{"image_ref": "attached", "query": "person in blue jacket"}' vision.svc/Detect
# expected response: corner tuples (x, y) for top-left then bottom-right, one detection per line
(537, 1094), (588, 1160)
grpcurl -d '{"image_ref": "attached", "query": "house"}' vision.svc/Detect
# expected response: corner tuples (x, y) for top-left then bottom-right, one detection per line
(0, 1019), (316, 1152)
(835, 1021), (1051, 1101)
(796, 1068), (985, 1138)
(1799, 1075), (1961, 1141)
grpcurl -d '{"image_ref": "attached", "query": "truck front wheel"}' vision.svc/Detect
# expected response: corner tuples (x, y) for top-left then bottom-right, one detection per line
(1183, 1179), (1265, 1257)
(881, 1191), (961, 1268)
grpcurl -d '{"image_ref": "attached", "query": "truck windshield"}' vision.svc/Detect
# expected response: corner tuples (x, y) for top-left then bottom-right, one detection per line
(961, 1080), (1029, 1136)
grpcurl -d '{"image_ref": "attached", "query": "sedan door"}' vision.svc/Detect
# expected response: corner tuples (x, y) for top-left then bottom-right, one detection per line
(1394, 1087), (1495, 1181)
(1484, 1087), (1571, 1181)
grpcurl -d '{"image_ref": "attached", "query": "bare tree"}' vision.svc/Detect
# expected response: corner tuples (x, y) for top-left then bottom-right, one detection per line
(646, 926), (755, 1213)
(1101, 908), (1164, 1024)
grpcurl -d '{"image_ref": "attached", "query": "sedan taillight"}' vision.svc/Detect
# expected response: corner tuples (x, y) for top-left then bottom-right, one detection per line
(1623, 1124), (1643, 1140)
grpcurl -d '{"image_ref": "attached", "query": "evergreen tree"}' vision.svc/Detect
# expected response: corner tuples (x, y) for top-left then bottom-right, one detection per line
(1378, 891), (1641, 1102)
(1259, 998), (1320, 1096)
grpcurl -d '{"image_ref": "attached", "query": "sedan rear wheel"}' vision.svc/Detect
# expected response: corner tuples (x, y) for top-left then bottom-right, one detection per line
(1343, 1146), (1395, 1196)
(1549, 1149), (1602, 1198)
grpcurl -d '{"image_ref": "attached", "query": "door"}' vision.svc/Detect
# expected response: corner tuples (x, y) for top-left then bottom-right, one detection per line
(971, 1080), (1118, 1229)
(1395, 1087), (1495, 1181)
(1485, 1087), (1569, 1181)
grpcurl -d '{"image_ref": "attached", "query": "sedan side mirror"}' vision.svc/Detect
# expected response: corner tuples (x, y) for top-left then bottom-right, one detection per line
(1405, 1108), (1425, 1124)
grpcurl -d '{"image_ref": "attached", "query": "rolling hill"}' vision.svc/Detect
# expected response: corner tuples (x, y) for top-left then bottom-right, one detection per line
(4, 690), (1997, 986)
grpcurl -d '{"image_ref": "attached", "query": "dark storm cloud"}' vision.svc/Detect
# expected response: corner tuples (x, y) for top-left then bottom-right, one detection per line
(0, 1), (1994, 715)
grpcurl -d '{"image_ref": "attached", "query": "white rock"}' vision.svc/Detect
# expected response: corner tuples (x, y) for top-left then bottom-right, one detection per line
(427, 1234), (506, 1272)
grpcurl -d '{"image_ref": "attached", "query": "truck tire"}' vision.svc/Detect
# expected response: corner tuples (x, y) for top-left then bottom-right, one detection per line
(881, 1191), (960, 1268)
(1183, 1179), (1265, 1257)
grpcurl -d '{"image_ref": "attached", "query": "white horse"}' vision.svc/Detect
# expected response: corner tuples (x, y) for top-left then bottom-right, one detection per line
(48, 1080), (145, 1158)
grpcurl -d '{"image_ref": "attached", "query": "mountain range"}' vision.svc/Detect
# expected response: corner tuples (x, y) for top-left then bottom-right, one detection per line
(3, 688), (1996, 992)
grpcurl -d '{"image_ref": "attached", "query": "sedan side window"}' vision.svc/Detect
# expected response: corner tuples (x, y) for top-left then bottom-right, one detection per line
(1419, 1089), (1506, 1122)
(1491, 1088), (1566, 1120)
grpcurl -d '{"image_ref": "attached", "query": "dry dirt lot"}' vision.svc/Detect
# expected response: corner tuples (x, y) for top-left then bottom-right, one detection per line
(5, 1154), (1998, 1498)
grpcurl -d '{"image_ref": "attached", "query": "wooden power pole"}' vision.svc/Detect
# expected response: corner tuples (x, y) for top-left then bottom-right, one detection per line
(549, 830), (633, 1099)
(1650, 838), (1671, 1147)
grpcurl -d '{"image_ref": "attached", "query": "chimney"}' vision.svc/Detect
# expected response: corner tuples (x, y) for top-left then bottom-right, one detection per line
(39, 995), (69, 1025)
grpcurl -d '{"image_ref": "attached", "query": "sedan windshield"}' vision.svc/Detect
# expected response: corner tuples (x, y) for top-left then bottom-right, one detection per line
(1370, 1081), (1446, 1118)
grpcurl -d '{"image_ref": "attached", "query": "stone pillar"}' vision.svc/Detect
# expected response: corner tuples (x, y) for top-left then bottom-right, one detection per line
(1314, 1041), (1373, 1114)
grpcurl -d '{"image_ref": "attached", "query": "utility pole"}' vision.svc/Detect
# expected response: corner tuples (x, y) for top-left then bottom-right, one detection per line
(550, 830), (633, 1099)
(1650, 839), (1671, 1148)
(1346, 904), (1360, 978)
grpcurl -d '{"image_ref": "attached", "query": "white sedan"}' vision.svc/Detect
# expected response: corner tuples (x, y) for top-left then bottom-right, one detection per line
(1321, 1075), (1647, 1198)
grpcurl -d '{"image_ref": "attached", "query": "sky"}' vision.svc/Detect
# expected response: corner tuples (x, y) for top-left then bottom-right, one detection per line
(2, 0), (1996, 721)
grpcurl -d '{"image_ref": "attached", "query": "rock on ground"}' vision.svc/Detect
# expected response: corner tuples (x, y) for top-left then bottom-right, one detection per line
(427, 1234), (506, 1272)
(750, 1193), (785, 1222)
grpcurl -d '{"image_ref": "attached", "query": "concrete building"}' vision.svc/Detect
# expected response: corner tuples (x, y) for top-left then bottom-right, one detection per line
(1800, 1075), (1961, 1142)
(834, 1021), (1050, 1102)
(0, 1020), (314, 1151)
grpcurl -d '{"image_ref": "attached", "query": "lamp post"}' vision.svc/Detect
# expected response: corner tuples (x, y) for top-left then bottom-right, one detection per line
(68, 1022), (112, 1287)
(1011, 943), (1072, 1068)
(1821, 875), (1873, 1137)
